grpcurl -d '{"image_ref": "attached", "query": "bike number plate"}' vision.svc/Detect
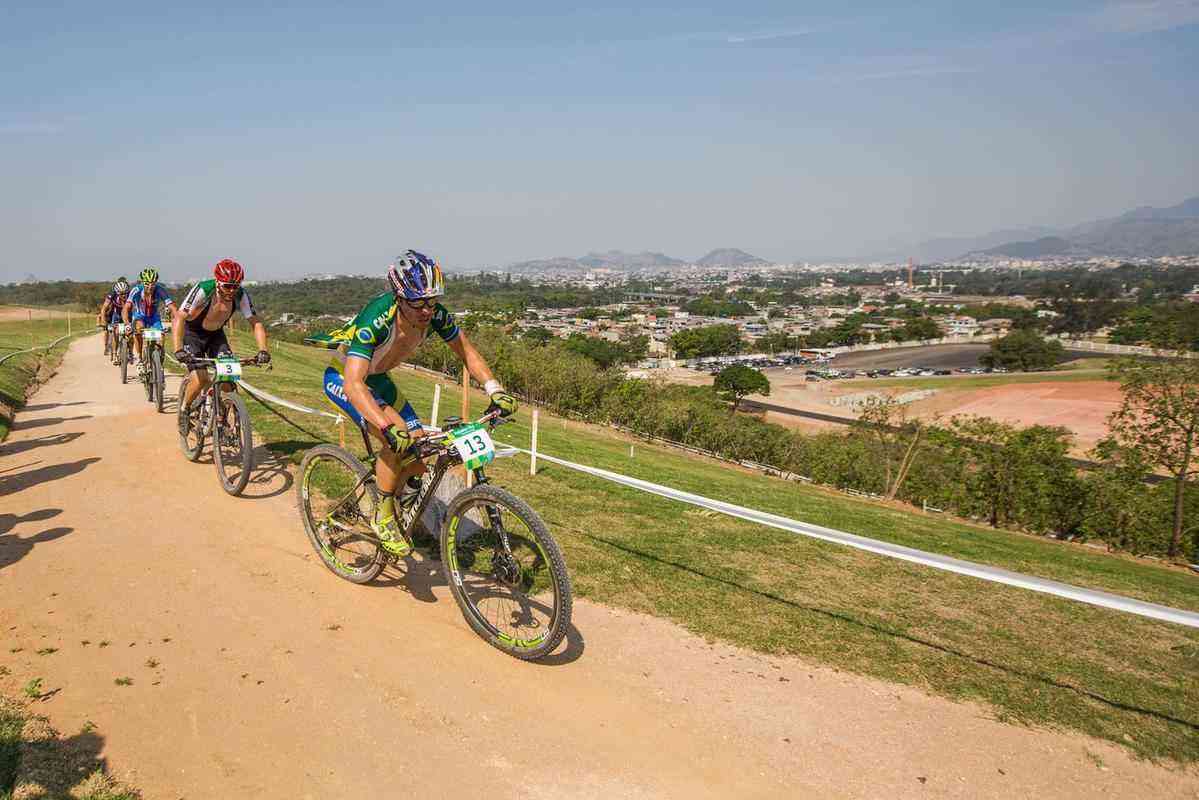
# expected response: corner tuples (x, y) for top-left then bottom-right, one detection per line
(143, 328), (162, 342)
(451, 425), (495, 469)
(214, 358), (242, 382)
(118, 323), (131, 335)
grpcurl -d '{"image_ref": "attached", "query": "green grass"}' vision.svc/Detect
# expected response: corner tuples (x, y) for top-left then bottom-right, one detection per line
(0, 696), (138, 800)
(228, 332), (1199, 763)
(0, 309), (92, 443)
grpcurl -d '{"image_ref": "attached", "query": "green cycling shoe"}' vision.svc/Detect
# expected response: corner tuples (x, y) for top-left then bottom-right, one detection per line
(371, 511), (412, 558)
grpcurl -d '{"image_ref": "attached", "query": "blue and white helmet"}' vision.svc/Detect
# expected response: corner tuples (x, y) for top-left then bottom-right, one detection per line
(387, 250), (445, 301)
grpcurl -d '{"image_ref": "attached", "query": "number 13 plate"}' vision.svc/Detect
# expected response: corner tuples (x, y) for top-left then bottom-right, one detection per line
(450, 424), (496, 469)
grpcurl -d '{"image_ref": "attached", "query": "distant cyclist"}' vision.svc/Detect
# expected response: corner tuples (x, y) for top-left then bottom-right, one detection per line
(306, 250), (517, 556)
(173, 259), (271, 434)
(98, 278), (131, 351)
(123, 268), (175, 373)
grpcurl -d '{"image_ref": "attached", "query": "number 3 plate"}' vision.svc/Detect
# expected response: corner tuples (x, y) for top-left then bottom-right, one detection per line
(214, 358), (242, 381)
(143, 328), (162, 342)
(450, 424), (496, 469)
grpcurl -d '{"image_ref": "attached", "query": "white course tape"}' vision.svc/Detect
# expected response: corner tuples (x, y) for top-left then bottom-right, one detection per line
(0, 331), (85, 366)
(513, 447), (1199, 630)
(239, 379), (344, 422)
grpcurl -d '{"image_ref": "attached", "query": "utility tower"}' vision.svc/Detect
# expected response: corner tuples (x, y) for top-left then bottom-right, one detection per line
(907, 257), (915, 289)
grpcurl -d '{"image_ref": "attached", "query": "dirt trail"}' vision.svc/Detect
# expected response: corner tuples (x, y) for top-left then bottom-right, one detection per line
(1, 336), (1196, 799)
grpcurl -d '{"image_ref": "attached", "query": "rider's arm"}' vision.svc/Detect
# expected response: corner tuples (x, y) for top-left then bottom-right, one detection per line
(342, 356), (392, 431)
(247, 316), (268, 352)
(171, 311), (185, 353)
(99, 298), (110, 322)
(121, 298), (132, 324)
(447, 331), (496, 386)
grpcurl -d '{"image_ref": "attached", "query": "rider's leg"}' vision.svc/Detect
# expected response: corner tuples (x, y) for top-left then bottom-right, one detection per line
(365, 404), (425, 555)
(133, 320), (145, 362)
(182, 368), (210, 411)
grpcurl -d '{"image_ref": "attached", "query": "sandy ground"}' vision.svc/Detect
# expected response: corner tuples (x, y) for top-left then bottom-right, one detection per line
(661, 363), (1117, 452)
(907, 381), (1121, 452)
(2, 336), (1197, 799)
(0, 306), (74, 322)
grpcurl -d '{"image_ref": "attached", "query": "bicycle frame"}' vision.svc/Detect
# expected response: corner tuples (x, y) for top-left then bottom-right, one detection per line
(328, 413), (506, 547)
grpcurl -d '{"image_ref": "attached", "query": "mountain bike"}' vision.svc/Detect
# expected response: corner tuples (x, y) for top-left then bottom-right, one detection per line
(137, 326), (167, 412)
(296, 410), (572, 661)
(177, 355), (264, 496)
(116, 324), (133, 382)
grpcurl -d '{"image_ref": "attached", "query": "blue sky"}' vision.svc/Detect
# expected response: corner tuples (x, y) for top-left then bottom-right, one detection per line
(2, 1), (1197, 281)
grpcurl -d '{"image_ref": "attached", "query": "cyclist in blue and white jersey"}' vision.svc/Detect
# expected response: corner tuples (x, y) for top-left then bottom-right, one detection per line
(123, 267), (175, 372)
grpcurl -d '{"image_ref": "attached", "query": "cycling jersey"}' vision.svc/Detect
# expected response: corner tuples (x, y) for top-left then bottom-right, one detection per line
(178, 279), (257, 334)
(127, 283), (173, 320)
(307, 292), (459, 375)
(104, 292), (129, 323)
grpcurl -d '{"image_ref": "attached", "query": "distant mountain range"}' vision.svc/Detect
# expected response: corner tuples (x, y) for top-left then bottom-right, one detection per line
(885, 195), (1199, 262)
(505, 248), (769, 273)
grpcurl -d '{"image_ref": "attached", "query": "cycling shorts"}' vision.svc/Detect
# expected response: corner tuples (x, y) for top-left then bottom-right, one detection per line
(131, 309), (162, 328)
(322, 364), (421, 433)
(182, 327), (232, 372)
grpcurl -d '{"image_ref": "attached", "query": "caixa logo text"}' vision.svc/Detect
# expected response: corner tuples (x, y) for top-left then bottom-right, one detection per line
(325, 381), (348, 401)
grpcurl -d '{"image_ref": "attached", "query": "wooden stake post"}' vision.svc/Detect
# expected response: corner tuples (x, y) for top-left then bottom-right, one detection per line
(431, 383), (441, 429)
(530, 409), (539, 476)
(461, 368), (471, 487)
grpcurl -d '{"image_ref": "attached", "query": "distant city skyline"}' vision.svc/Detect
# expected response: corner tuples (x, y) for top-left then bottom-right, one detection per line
(2, 2), (1198, 281)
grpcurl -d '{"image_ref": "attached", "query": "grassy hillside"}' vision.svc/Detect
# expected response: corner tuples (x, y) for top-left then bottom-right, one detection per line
(223, 331), (1199, 763)
(0, 310), (90, 443)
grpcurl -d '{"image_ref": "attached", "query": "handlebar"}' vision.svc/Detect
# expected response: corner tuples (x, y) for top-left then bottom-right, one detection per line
(413, 409), (508, 458)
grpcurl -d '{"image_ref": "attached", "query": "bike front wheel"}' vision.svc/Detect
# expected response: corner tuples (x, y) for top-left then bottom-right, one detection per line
(296, 444), (385, 584)
(212, 389), (253, 496)
(119, 338), (129, 384)
(441, 484), (572, 661)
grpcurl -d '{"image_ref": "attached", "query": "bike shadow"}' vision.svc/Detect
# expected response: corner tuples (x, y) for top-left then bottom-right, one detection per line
(239, 445), (293, 499)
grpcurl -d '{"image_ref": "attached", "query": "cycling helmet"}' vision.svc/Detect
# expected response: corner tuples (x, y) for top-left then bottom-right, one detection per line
(214, 258), (244, 284)
(139, 267), (159, 284)
(387, 250), (444, 300)
(113, 280), (130, 294)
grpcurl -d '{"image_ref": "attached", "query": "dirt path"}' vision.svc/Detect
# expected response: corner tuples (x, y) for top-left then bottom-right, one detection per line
(2, 336), (1196, 799)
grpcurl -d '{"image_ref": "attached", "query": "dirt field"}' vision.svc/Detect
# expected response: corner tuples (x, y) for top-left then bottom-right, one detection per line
(2, 336), (1196, 798)
(0, 306), (74, 322)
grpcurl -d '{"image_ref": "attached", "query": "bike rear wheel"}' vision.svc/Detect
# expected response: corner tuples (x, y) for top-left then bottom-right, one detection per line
(153, 348), (165, 413)
(441, 484), (572, 660)
(296, 444), (385, 584)
(212, 389), (253, 496)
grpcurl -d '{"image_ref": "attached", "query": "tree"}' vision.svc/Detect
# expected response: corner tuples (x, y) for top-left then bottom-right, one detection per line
(853, 396), (928, 501)
(669, 324), (743, 358)
(1107, 354), (1199, 558)
(713, 365), (770, 413)
(979, 329), (1065, 371)
(522, 326), (555, 346)
(900, 316), (941, 341)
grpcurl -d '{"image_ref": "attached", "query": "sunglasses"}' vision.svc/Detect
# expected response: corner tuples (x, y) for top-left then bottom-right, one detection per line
(404, 298), (438, 310)
(216, 282), (240, 290)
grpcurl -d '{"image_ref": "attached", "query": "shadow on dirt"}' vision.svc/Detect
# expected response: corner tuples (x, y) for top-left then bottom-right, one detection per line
(0, 526), (73, 570)
(0, 508), (62, 535)
(18, 401), (89, 413)
(0, 432), (85, 458)
(8, 416), (92, 433)
(0, 458), (101, 498)
(240, 446), (294, 499)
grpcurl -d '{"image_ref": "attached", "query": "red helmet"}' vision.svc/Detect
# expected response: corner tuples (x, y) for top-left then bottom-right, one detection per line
(214, 258), (244, 284)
